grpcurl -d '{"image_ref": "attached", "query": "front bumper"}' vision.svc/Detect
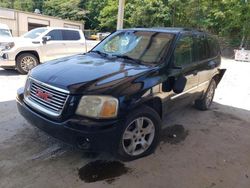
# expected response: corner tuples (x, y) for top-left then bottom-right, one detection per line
(16, 88), (124, 152)
(0, 51), (15, 67)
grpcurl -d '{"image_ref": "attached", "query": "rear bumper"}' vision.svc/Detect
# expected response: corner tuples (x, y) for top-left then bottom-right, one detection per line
(16, 88), (124, 152)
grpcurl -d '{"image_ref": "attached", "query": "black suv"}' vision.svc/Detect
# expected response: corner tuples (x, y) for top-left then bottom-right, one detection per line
(17, 28), (226, 161)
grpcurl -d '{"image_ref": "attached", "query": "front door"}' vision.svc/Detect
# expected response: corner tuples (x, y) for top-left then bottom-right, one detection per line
(40, 29), (67, 62)
(163, 34), (199, 114)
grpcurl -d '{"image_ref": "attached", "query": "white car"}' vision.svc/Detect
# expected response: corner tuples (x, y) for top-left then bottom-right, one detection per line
(0, 23), (13, 50)
(0, 27), (97, 74)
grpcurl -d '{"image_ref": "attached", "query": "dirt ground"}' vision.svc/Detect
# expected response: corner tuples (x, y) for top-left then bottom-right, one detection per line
(0, 59), (250, 188)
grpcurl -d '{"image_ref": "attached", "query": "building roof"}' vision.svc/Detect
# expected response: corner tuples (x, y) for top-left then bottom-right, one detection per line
(0, 7), (84, 25)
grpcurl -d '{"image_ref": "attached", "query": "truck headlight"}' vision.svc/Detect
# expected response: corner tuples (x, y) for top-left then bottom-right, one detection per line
(0, 42), (15, 50)
(76, 96), (119, 118)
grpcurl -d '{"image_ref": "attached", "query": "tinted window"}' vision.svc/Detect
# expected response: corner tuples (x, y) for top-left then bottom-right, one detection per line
(207, 36), (220, 58)
(46, 30), (63, 40)
(174, 36), (193, 67)
(193, 35), (209, 61)
(62, 30), (80, 40)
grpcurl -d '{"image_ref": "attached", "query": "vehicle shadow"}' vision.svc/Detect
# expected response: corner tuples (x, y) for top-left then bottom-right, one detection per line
(0, 68), (19, 76)
(1, 99), (250, 160)
(160, 101), (250, 145)
(1, 99), (250, 187)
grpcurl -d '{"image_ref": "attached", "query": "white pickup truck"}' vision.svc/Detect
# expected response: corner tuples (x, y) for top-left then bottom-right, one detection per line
(0, 27), (99, 74)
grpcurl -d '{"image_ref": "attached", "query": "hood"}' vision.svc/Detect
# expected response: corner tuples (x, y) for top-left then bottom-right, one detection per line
(30, 54), (154, 94)
(0, 37), (13, 43)
(12, 37), (34, 44)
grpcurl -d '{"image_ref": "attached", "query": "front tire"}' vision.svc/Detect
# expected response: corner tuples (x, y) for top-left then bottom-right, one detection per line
(195, 79), (216, 110)
(117, 105), (161, 161)
(16, 53), (39, 74)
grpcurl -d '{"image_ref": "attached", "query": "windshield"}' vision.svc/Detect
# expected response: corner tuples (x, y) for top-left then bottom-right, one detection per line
(0, 29), (12, 38)
(93, 30), (174, 64)
(23, 28), (48, 39)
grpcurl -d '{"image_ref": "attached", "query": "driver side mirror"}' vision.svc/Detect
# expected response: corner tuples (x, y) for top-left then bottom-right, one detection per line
(173, 75), (187, 94)
(42, 36), (51, 44)
(162, 72), (187, 94)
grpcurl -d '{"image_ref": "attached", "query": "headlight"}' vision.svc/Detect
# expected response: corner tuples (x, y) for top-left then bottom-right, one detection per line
(0, 42), (15, 50)
(24, 75), (31, 97)
(76, 96), (119, 118)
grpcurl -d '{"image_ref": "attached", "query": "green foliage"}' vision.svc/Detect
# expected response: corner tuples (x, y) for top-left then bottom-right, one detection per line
(98, 0), (171, 31)
(43, 0), (85, 21)
(83, 0), (108, 30)
(0, 0), (43, 12)
(0, 0), (250, 46)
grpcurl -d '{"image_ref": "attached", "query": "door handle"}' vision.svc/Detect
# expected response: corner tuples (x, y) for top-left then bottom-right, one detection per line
(192, 70), (198, 75)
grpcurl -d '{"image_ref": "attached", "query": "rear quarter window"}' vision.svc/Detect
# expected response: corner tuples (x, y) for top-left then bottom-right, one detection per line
(62, 30), (81, 40)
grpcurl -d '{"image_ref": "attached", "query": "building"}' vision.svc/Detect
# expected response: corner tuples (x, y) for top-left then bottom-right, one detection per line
(0, 7), (84, 37)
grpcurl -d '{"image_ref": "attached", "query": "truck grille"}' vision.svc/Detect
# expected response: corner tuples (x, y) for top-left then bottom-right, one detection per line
(24, 78), (69, 117)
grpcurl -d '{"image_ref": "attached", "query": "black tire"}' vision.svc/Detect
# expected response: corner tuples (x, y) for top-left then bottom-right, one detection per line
(117, 105), (162, 161)
(195, 79), (216, 110)
(16, 53), (39, 74)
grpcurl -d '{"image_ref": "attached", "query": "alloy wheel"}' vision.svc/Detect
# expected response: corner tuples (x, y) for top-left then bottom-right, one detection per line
(122, 117), (155, 156)
(20, 56), (37, 72)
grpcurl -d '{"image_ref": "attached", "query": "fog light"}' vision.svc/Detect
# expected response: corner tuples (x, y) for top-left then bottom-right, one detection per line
(77, 137), (90, 149)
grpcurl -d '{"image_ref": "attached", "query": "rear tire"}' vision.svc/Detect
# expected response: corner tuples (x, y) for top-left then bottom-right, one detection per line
(117, 105), (161, 161)
(195, 79), (216, 110)
(16, 53), (39, 74)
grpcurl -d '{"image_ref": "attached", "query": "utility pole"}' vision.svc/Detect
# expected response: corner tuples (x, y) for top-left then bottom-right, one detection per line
(117, 0), (125, 30)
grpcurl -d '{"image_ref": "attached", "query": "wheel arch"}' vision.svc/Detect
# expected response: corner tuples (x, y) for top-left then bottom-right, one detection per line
(212, 69), (226, 87)
(131, 97), (163, 119)
(15, 50), (40, 64)
(143, 97), (163, 119)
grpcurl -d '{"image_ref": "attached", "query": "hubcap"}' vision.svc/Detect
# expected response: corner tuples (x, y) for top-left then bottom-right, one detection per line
(21, 56), (37, 72)
(206, 83), (215, 107)
(122, 117), (155, 156)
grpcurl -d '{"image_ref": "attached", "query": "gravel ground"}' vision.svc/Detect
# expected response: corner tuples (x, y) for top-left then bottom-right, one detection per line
(0, 59), (250, 188)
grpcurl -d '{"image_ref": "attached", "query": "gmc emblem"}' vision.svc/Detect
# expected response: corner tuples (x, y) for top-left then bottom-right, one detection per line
(36, 89), (51, 101)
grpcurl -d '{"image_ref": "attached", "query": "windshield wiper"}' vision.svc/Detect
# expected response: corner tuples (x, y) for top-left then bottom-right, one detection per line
(91, 50), (108, 57)
(113, 55), (143, 64)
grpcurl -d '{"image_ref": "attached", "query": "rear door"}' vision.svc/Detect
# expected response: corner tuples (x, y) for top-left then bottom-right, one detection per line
(62, 30), (86, 55)
(194, 34), (220, 93)
(164, 34), (199, 113)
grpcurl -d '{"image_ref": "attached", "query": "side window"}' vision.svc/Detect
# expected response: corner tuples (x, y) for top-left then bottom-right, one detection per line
(207, 36), (220, 58)
(62, 30), (80, 40)
(46, 30), (63, 40)
(174, 36), (193, 67)
(193, 35), (209, 61)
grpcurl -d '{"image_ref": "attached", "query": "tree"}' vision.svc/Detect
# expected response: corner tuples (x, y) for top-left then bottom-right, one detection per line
(82, 0), (108, 30)
(42, 0), (85, 21)
(98, 0), (171, 31)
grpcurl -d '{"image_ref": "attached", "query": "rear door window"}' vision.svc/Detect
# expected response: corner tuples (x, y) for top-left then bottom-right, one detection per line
(207, 36), (220, 58)
(46, 30), (63, 41)
(62, 30), (80, 40)
(193, 35), (209, 61)
(174, 35), (193, 67)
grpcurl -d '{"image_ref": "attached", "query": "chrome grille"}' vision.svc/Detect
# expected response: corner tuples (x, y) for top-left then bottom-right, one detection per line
(24, 78), (69, 117)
